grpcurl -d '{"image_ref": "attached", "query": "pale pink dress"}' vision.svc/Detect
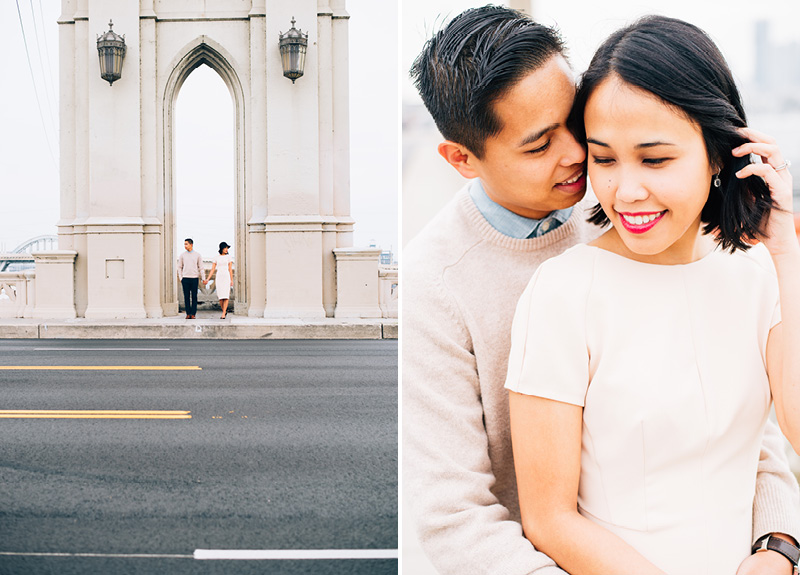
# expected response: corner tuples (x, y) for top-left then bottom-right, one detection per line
(505, 242), (780, 575)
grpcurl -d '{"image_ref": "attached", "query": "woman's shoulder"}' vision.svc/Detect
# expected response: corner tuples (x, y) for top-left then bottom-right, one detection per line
(521, 243), (598, 304)
(536, 243), (598, 277)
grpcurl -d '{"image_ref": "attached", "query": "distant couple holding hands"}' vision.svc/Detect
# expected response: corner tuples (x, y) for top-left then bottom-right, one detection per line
(405, 6), (800, 575)
(177, 238), (233, 319)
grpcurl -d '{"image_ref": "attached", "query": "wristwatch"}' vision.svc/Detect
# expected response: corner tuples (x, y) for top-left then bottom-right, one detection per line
(752, 534), (800, 574)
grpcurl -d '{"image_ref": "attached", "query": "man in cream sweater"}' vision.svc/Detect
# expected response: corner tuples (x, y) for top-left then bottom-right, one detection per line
(177, 238), (205, 319)
(403, 6), (800, 574)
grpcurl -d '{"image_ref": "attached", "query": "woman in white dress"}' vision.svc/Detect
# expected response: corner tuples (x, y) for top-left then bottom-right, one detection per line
(505, 16), (800, 575)
(207, 241), (233, 319)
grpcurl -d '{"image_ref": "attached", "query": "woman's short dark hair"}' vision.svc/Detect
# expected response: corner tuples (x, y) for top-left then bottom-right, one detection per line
(410, 5), (565, 158)
(571, 15), (777, 252)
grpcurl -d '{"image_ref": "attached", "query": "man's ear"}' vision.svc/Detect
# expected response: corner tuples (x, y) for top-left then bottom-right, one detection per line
(438, 140), (481, 179)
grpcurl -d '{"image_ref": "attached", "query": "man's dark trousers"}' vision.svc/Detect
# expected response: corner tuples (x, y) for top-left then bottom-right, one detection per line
(181, 277), (199, 316)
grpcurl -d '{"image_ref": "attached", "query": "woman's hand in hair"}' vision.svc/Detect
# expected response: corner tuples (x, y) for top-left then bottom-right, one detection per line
(733, 127), (796, 257)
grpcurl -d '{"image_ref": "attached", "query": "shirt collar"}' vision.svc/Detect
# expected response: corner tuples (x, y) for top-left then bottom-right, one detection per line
(468, 179), (573, 239)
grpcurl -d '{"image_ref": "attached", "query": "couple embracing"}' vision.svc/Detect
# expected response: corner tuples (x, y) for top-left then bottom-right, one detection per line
(404, 6), (800, 575)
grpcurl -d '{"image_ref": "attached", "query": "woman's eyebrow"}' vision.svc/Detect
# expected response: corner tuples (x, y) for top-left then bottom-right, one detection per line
(586, 138), (677, 149)
(635, 141), (677, 149)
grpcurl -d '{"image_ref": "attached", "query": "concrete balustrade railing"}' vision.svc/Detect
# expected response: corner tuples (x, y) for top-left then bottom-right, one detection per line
(0, 251), (397, 320)
(0, 271), (36, 318)
(379, 265), (398, 319)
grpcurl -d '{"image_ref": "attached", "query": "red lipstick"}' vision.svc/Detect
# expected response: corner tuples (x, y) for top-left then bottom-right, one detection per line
(617, 210), (666, 234)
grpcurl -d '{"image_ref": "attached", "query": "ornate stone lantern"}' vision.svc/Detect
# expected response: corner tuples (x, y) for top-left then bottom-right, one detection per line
(97, 20), (126, 86)
(279, 17), (308, 83)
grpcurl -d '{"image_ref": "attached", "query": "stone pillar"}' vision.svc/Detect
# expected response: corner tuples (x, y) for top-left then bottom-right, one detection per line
(140, 0), (162, 318)
(333, 248), (381, 318)
(318, 1), (337, 317)
(331, 0), (353, 249)
(264, 218), (326, 318)
(263, 1), (326, 319)
(247, 0), (267, 317)
(32, 251), (78, 319)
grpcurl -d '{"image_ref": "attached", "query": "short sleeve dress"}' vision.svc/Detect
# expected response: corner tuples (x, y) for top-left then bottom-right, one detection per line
(505, 242), (781, 575)
(213, 254), (232, 300)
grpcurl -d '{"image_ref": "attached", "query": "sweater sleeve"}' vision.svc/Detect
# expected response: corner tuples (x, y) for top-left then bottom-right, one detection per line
(197, 253), (206, 281)
(177, 253), (183, 280)
(752, 419), (800, 543)
(403, 262), (566, 575)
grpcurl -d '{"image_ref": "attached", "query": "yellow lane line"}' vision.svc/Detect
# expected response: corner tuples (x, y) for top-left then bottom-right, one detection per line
(0, 410), (192, 419)
(0, 415), (192, 419)
(0, 410), (191, 415)
(0, 366), (201, 371)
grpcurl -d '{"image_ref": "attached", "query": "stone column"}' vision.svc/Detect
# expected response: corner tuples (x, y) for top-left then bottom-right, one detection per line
(331, 0), (353, 249)
(32, 251), (78, 319)
(140, 0), (162, 317)
(263, 1), (326, 318)
(82, 2), (146, 319)
(318, 1), (337, 316)
(247, 0), (267, 317)
(333, 248), (381, 318)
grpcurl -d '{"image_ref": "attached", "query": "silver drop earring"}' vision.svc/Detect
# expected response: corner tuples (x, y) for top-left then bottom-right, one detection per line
(713, 172), (721, 188)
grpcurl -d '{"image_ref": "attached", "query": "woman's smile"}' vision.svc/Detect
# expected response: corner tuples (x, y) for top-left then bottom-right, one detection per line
(617, 210), (667, 234)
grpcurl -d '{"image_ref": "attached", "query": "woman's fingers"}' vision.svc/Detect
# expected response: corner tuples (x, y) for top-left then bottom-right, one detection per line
(731, 142), (781, 163)
(738, 126), (777, 145)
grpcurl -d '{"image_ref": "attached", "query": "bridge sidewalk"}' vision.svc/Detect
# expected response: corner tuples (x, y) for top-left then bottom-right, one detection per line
(0, 311), (398, 340)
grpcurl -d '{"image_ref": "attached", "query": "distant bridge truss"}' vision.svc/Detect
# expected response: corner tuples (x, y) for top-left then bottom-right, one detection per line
(0, 235), (58, 272)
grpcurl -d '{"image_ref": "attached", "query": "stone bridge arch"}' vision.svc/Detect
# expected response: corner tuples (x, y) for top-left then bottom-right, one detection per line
(57, 0), (353, 319)
(161, 37), (248, 314)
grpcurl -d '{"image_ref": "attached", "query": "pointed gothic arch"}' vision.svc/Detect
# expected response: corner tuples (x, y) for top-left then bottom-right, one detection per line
(161, 38), (248, 314)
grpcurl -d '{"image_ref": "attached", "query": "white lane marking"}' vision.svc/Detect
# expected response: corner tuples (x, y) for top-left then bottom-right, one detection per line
(194, 549), (399, 560)
(34, 348), (171, 352)
(0, 549), (398, 561)
(0, 552), (192, 559)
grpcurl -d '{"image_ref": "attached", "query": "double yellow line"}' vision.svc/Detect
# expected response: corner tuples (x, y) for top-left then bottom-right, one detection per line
(0, 366), (198, 418)
(0, 366), (201, 371)
(0, 410), (192, 419)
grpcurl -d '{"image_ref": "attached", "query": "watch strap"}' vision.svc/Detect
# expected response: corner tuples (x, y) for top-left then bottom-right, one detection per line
(752, 534), (800, 567)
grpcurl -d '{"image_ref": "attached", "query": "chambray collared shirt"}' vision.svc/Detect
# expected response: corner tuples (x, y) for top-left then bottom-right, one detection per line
(469, 179), (573, 239)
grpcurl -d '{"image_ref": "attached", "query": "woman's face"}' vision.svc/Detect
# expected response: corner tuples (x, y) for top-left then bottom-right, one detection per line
(223, 247), (229, 254)
(585, 75), (716, 264)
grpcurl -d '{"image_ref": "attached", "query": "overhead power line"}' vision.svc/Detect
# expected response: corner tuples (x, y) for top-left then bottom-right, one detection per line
(14, 0), (58, 170)
(31, 0), (58, 136)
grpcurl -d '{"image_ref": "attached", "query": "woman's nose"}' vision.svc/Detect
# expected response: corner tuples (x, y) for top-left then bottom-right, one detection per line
(614, 174), (649, 203)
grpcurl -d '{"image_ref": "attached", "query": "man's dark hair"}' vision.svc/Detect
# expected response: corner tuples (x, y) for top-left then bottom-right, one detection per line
(571, 15), (777, 252)
(410, 5), (565, 158)
(184, 238), (193, 244)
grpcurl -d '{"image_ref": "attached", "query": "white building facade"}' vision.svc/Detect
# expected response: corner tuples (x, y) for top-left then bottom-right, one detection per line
(55, 0), (361, 319)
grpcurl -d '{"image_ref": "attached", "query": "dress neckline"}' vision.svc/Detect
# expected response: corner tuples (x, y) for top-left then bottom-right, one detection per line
(580, 242), (721, 268)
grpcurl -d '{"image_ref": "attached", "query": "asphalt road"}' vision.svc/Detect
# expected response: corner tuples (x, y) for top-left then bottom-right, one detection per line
(0, 339), (397, 574)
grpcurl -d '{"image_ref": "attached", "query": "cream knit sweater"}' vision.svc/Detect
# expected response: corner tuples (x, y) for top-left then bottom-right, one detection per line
(402, 184), (800, 575)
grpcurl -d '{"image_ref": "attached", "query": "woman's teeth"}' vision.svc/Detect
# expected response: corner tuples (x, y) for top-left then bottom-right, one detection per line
(622, 212), (662, 225)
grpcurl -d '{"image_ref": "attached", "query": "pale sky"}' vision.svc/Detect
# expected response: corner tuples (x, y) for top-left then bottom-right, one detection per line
(0, 1), (399, 258)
